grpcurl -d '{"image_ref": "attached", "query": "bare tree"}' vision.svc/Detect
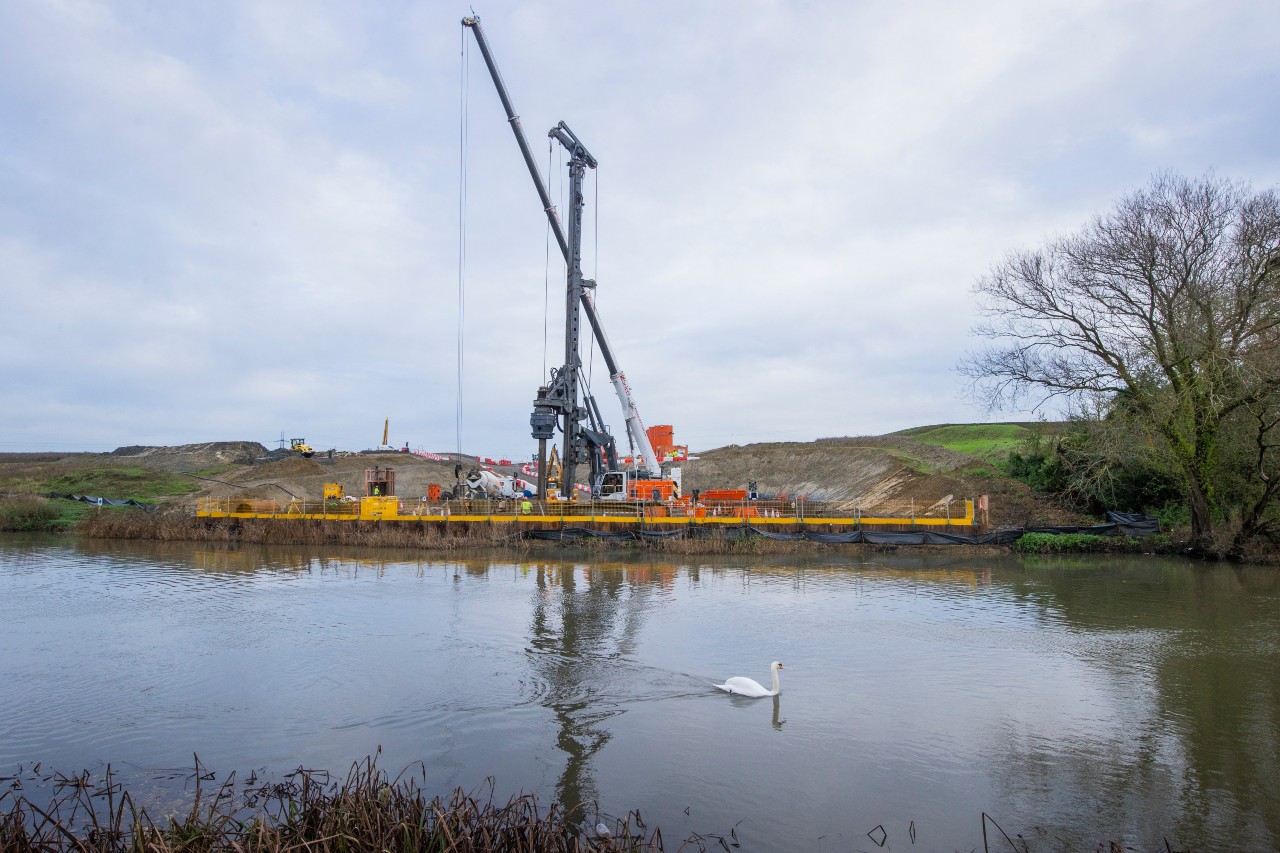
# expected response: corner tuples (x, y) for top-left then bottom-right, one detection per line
(962, 172), (1280, 553)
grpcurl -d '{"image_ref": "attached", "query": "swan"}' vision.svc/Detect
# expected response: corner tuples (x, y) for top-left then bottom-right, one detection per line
(715, 661), (783, 697)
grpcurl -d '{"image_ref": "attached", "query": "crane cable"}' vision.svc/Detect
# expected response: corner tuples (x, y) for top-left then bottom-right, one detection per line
(455, 28), (470, 456)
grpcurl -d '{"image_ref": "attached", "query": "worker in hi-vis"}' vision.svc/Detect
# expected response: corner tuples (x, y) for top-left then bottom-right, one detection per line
(520, 498), (533, 514)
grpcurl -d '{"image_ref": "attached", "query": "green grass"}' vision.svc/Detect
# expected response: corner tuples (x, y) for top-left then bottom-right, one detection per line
(0, 497), (62, 531)
(192, 464), (235, 477)
(44, 466), (199, 501)
(899, 424), (1040, 463)
(0, 496), (140, 532)
(884, 448), (937, 475)
(1014, 532), (1110, 553)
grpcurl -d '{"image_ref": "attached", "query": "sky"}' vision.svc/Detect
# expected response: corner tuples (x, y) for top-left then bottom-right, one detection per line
(2, 0), (1277, 458)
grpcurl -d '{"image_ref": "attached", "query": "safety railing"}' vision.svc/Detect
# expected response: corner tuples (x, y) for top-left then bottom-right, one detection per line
(196, 496), (975, 526)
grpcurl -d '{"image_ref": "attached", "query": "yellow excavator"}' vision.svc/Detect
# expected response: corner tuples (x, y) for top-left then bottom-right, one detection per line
(289, 438), (315, 458)
(544, 446), (563, 500)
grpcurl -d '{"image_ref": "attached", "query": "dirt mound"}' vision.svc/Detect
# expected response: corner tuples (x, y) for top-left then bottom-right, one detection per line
(110, 442), (269, 470)
(683, 437), (975, 501)
(193, 452), (466, 504)
(682, 436), (1086, 528)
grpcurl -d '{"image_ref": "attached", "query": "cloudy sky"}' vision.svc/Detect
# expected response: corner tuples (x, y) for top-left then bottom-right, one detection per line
(2, 0), (1277, 457)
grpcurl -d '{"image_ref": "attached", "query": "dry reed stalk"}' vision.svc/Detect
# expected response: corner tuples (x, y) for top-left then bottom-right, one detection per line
(0, 757), (670, 852)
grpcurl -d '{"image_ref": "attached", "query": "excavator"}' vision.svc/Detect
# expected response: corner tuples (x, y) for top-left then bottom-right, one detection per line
(463, 16), (680, 503)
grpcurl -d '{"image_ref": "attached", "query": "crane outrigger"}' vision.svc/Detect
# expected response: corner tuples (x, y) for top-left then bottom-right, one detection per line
(462, 16), (675, 501)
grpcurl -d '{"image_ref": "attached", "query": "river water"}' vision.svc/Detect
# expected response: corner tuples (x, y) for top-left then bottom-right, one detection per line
(1, 535), (1277, 850)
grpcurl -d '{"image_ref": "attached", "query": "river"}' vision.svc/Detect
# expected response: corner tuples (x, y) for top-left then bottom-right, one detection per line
(1, 535), (1277, 850)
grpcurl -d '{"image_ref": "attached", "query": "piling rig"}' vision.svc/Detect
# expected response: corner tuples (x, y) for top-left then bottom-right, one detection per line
(462, 16), (673, 501)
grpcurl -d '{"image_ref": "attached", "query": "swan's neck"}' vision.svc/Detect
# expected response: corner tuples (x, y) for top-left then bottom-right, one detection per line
(770, 667), (780, 695)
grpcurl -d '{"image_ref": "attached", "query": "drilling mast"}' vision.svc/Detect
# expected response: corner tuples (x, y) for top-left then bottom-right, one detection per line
(461, 16), (662, 497)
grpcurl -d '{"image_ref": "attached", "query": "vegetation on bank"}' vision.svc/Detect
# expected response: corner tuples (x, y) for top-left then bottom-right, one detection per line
(0, 497), (63, 532)
(44, 465), (199, 500)
(0, 462), (202, 504)
(0, 496), (136, 532)
(897, 423), (1045, 464)
(1011, 531), (1173, 555)
(964, 171), (1280, 558)
(0, 758), (666, 852)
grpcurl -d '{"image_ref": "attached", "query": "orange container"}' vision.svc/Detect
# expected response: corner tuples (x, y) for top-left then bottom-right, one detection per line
(701, 489), (748, 502)
(647, 424), (674, 448)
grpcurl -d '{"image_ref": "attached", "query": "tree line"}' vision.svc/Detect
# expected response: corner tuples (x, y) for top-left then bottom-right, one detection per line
(963, 171), (1280, 559)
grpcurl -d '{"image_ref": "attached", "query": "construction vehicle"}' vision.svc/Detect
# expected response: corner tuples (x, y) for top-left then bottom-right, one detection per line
(462, 466), (536, 499)
(462, 16), (680, 502)
(290, 438), (315, 458)
(542, 446), (564, 501)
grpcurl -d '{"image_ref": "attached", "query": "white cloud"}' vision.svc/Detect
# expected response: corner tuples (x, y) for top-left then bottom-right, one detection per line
(1, 0), (1278, 455)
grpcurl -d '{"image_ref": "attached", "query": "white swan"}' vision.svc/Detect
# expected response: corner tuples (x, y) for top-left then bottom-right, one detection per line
(715, 661), (783, 697)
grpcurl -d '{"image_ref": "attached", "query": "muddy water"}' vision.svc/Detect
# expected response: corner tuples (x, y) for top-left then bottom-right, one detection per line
(1, 535), (1277, 850)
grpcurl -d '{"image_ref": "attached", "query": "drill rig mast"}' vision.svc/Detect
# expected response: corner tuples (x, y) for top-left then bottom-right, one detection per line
(462, 16), (663, 498)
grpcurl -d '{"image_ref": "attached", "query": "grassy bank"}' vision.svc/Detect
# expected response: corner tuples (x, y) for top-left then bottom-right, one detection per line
(894, 423), (1046, 464)
(0, 496), (62, 532)
(0, 496), (111, 532)
(1012, 531), (1176, 555)
(0, 758), (665, 852)
(0, 464), (199, 502)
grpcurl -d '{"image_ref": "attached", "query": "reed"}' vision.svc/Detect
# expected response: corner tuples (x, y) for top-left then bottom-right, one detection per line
(0, 496), (62, 532)
(76, 511), (528, 552)
(0, 757), (667, 852)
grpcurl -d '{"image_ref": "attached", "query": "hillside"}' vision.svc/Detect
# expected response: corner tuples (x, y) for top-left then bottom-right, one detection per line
(0, 425), (1084, 529)
(681, 428), (1081, 527)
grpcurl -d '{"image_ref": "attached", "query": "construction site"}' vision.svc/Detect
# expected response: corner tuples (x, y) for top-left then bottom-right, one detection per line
(182, 16), (1057, 543)
(0, 16), (1108, 546)
(177, 19), (968, 540)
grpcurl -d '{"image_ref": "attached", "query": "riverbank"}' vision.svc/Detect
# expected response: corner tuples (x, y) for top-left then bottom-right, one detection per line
(0, 757), (1167, 853)
(0, 758), (663, 852)
(63, 509), (1205, 559)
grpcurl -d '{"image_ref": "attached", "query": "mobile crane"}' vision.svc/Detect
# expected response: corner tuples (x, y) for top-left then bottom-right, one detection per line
(462, 16), (676, 502)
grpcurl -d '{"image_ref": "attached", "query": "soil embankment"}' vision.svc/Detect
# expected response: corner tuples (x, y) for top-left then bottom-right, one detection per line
(1, 432), (1085, 529)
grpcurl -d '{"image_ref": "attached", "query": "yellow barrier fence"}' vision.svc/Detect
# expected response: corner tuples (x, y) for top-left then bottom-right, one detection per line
(196, 496), (975, 528)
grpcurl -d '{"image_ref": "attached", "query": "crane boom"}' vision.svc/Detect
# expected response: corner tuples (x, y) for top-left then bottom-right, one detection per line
(461, 16), (662, 486)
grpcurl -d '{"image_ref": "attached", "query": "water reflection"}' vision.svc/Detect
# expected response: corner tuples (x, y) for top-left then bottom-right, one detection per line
(991, 557), (1280, 845)
(525, 559), (674, 811)
(2, 537), (1277, 849)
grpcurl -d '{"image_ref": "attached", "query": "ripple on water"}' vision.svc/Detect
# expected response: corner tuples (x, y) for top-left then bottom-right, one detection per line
(5, 542), (1280, 852)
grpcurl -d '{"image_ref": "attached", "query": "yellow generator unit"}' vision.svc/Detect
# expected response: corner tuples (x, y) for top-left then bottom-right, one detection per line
(323, 483), (345, 500)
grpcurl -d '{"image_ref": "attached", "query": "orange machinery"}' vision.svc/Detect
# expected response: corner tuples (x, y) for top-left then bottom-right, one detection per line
(645, 424), (688, 463)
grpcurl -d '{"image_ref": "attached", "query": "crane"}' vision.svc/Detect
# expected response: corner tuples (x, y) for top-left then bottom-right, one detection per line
(462, 16), (668, 500)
